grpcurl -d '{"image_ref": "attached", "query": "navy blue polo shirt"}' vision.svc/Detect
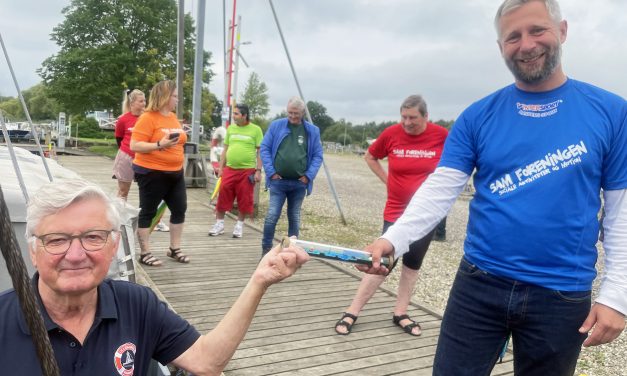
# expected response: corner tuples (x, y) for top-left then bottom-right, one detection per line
(0, 274), (200, 376)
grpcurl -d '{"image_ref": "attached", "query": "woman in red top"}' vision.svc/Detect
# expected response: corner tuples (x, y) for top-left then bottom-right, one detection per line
(113, 89), (145, 199)
(335, 95), (448, 336)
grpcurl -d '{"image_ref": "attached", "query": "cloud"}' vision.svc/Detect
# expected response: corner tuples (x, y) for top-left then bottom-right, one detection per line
(0, 0), (66, 95)
(1, 0), (625, 125)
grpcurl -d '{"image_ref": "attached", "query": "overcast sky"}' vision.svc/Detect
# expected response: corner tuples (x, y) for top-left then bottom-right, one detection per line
(1, 0), (625, 124)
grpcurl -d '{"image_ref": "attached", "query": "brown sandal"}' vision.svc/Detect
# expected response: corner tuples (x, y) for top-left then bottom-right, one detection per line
(335, 312), (358, 335)
(167, 247), (190, 263)
(393, 314), (422, 336)
(139, 252), (162, 267)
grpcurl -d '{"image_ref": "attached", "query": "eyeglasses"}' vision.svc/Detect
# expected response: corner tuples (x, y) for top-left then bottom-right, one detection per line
(34, 230), (114, 255)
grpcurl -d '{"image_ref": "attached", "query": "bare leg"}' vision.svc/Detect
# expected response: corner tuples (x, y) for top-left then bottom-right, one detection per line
(335, 273), (386, 334)
(169, 223), (183, 250)
(216, 212), (225, 220)
(137, 227), (151, 254)
(117, 180), (132, 201)
(137, 227), (162, 266)
(393, 265), (421, 335)
(167, 223), (189, 262)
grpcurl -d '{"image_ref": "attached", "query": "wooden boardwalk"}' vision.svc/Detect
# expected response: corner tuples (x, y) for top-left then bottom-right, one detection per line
(57, 154), (513, 375)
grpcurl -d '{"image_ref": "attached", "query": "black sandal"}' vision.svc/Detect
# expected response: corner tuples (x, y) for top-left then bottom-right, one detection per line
(167, 247), (190, 263)
(335, 312), (358, 335)
(139, 252), (162, 267)
(393, 314), (422, 336)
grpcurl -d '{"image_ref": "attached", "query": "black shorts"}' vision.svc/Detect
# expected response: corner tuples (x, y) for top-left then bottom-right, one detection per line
(383, 220), (435, 271)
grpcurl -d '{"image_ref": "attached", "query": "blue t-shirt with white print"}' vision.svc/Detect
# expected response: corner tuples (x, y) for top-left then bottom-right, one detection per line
(440, 79), (627, 291)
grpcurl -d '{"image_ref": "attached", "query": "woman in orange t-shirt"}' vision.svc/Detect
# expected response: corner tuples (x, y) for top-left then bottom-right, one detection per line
(131, 80), (189, 266)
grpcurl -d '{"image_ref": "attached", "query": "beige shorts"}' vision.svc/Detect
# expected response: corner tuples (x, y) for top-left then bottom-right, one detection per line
(112, 151), (135, 182)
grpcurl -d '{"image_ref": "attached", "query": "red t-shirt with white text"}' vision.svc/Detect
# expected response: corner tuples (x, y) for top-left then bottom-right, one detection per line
(115, 112), (139, 157)
(368, 122), (448, 222)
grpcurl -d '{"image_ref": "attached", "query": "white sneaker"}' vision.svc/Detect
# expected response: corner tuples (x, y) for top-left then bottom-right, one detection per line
(209, 221), (225, 236)
(155, 221), (169, 232)
(232, 222), (243, 238)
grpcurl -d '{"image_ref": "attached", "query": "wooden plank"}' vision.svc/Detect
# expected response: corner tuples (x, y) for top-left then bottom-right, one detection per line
(57, 155), (513, 376)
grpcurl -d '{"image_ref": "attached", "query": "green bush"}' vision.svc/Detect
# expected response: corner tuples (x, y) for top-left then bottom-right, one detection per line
(72, 115), (108, 139)
(336, 134), (352, 145)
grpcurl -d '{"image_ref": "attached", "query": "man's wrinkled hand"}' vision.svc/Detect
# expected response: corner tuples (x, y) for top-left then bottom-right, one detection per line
(356, 238), (394, 275)
(253, 241), (310, 289)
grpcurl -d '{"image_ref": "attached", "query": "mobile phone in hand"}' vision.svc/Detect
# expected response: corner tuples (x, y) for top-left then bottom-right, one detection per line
(168, 133), (180, 140)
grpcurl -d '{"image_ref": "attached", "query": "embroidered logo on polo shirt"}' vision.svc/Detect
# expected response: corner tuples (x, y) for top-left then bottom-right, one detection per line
(516, 100), (562, 118)
(114, 342), (136, 376)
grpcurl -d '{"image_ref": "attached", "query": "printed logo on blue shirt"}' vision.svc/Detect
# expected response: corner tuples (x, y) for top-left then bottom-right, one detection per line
(517, 100), (562, 118)
(489, 140), (588, 196)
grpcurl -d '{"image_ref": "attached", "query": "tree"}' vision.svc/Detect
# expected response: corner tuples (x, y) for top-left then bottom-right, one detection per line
(0, 98), (23, 121)
(70, 114), (104, 138)
(306, 100), (334, 134)
(24, 84), (61, 121)
(322, 123), (345, 142)
(272, 110), (287, 121)
(200, 90), (220, 128)
(39, 0), (215, 116)
(252, 116), (270, 133)
(0, 84), (60, 121)
(434, 119), (455, 130)
(239, 72), (269, 118)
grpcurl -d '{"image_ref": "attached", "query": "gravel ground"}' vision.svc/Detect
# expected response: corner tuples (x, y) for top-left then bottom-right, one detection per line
(255, 152), (626, 376)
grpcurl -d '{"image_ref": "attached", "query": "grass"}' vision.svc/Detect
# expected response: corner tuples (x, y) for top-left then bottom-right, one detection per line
(254, 188), (379, 251)
(79, 137), (116, 145)
(88, 145), (118, 159)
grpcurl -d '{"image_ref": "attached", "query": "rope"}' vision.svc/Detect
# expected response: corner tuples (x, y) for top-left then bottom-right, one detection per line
(0, 186), (60, 376)
(268, 0), (348, 225)
(0, 31), (53, 182)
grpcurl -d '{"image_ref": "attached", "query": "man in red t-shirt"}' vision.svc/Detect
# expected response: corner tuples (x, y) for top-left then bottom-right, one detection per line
(335, 95), (448, 336)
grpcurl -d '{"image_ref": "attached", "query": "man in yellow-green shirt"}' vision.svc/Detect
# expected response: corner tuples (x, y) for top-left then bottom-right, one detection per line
(209, 104), (263, 238)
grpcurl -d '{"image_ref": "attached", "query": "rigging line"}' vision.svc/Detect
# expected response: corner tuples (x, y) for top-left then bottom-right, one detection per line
(268, 0), (347, 225)
(0, 31), (53, 182)
(225, 0), (238, 126)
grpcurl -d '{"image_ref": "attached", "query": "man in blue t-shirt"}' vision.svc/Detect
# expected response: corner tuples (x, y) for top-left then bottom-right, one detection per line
(360, 1), (627, 375)
(0, 179), (309, 375)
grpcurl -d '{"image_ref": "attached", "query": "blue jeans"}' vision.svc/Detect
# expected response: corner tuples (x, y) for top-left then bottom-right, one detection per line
(434, 257), (590, 376)
(262, 179), (307, 254)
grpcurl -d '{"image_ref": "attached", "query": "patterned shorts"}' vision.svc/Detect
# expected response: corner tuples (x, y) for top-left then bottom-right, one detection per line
(112, 151), (135, 182)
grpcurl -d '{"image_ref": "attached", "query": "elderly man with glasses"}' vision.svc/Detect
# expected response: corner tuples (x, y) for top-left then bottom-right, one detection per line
(0, 179), (309, 376)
